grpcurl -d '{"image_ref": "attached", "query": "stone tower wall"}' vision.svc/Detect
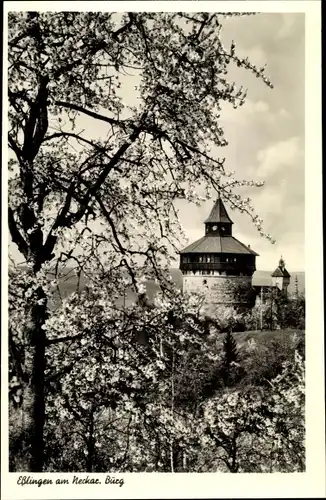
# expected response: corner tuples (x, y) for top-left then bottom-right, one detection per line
(183, 275), (255, 314)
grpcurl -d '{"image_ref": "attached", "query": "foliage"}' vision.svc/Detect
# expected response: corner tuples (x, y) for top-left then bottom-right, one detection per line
(39, 291), (305, 473)
(237, 290), (306, 332)
(221, 330), (240, 386)
(8, 11), (274, 281)
(172, 342), (222, 413)
(274, 293), (305, 330)
(8, 10), (304, 474)
(9, 262), (305, 472)
(239, 330), (305, 388)
(211, 305), (246, 333)
(198, 351), (305, 472)
(39, 281), (208, 472)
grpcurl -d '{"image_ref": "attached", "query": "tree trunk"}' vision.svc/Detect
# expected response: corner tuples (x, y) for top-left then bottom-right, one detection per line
(31, 327), (46, 471)
(170, 348), (175, 473)
(86, 408), (95, 472)
(17, 288), (47, 472)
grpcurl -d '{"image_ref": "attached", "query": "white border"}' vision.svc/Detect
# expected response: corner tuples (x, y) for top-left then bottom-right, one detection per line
(2, 1), (324, 499)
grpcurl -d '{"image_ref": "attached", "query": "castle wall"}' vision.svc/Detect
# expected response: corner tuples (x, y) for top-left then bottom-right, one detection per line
(183, 275), (255, 315)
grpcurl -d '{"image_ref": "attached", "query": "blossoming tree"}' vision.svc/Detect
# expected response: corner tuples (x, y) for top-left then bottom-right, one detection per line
(8, 11), (274, 471)
(198, 351), (305, 472)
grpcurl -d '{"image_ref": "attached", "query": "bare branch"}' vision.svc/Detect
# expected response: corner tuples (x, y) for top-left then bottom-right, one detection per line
(46, 333), (84, 346)
(55, 101), (129, 130)
(42, 132), (110, 151)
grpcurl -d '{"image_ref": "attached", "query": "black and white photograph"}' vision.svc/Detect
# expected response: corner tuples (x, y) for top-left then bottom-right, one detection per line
(2, 1), (324, 498)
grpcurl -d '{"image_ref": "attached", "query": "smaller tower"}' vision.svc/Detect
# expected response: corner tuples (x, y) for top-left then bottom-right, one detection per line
(271, 256), (291, 296)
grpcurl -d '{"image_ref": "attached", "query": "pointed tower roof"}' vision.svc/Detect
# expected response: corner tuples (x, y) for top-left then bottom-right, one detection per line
(204, 196), (233, 224)
(179, 197), (258, 256)
(271, 256), (291, 278)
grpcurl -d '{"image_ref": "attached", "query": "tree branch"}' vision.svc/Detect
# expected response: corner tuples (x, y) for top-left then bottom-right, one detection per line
(46, 333), (84, 346)
(66, 125), (142, 226)
(112, 13), (136, 40)
(43, 132), (111, 152)
(51, 181), (76, 231)
(8, 208), (29, 258)
(55, 101), (128, 130)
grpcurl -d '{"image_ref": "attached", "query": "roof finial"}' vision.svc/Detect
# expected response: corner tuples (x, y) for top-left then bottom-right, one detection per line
(279, 256), (285, 270)
(216, 189), (220, 201)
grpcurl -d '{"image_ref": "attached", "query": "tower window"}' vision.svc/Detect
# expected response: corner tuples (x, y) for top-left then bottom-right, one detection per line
(207, 256), (211, 263)
(203, 279), (207, 285)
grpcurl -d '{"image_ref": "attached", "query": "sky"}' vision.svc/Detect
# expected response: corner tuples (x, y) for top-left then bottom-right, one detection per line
(8, 12), (305, 273)
(176, 13), (305, 272)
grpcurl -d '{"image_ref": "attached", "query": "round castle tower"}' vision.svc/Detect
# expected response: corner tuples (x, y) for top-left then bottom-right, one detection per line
(179, 196), (259, 313)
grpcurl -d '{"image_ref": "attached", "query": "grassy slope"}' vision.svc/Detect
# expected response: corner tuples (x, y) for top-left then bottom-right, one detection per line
(209, 328), (305, 395)
(212, 328), (305, 353)
(232, 328), (304, 346)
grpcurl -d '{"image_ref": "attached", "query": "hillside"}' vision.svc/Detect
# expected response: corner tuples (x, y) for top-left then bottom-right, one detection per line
(217, 327), (304, 350)
(46, 267), (304, 311)
(168, 268), (305, 295)
(12, 264), (304, 310)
